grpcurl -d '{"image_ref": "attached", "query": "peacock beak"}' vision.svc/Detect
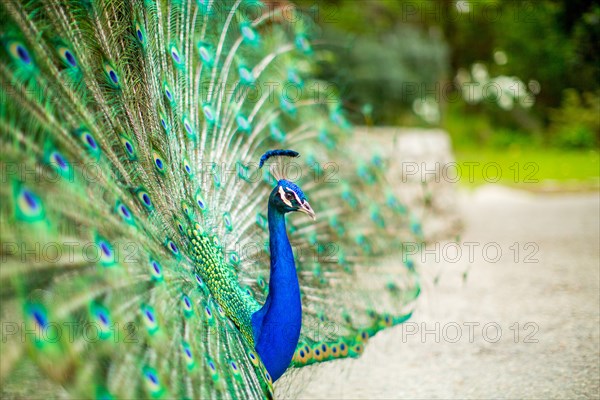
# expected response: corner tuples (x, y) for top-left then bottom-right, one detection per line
(298, 200), (316, 220)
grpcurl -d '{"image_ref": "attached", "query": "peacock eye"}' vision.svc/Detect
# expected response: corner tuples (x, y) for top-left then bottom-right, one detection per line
(285, 193), (294, 201)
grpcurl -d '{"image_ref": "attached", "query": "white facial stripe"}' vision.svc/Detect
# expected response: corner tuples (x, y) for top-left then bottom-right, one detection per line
(288, 190), (302, 204)
(285, 188), (303, 206)
(278, 186), (293, 207)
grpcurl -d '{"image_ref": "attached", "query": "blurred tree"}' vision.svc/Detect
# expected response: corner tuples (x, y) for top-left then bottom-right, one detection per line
(549, 89), (599, 149)
(295, 0), (599, 148)
(297, 0), (450, 124)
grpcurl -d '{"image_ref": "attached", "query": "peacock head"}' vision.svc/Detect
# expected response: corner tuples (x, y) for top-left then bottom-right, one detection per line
(270, 179), (315, 220)
(260, 149), (315, 220)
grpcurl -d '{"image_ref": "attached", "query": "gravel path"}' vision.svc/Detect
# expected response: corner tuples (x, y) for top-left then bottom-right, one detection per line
(283, 185), (600, 399)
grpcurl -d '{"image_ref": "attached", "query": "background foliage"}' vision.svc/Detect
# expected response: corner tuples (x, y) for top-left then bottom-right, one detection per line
(296, 0), (600, 152)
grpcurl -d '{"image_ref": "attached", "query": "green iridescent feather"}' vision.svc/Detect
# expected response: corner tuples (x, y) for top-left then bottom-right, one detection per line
(0, 0), (422, 398)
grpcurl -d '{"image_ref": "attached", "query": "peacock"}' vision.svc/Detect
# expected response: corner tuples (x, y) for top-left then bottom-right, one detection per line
(0, 0), (423, 398)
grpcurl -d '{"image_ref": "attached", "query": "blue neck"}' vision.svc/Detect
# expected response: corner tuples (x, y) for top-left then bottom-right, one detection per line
(251, 200), (302, 382)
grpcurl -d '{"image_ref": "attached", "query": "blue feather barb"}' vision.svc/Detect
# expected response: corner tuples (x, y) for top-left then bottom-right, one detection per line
(259, 149), (299, 168)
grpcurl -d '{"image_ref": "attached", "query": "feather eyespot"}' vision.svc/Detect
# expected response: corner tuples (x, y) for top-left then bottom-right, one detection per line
(241, 24), (258, 45)
(182, 295), (193, 316)
(7, 41), (33, 66)
(202, 104), (215, 122)
(25, 304), (48, 330)
(15, 44), (30, 63)
(15, 185), (44, 221)
(181, 201), (194, 221)
(236, 114), (251, 132)
(96, 238), (115, 266)
(103, 63), (120, 87)
(239, 66), (254, 84)
(216, 303), (226, 317)
(135, 189), (153, 209)
(174, 217), (185, 234)
(183, 159), (192, 176)
(223, 212), (232, 232)
(170, 45), (182, 64)
(195, 191), (206, 211)
(120, 135), (136, 159)
(142, 366), (161, 394)
(150, 259), (163, 281)
(264, 370), (272, 383)
(85, 133), (97, 149)
(135, 23), (145, 45)
(295, 34), (312, 54)
(182, 116), (194, 137)
(75, 129), (100, 155)
(167, 240), (179, 255)
(21, 190), (39, 210)
(229, 360), (241, 377)
(16, 45), (30, 63)
(199, 46), (209, 60)
(116, 201), (133, 223)
(198, 43), (213, 65)
(58, 47), (77, 67)
(183, 342), (194, 368)
(288, 69), (303, 87)
(208, 360), (216, 371)
(48, 150), (69, 173)
(164, 83), (173, 102)
(141, 305), (159, 336)
(248, 351), (259, 366)
(152, 150), (166, 173)
(90, 303), (112, 339)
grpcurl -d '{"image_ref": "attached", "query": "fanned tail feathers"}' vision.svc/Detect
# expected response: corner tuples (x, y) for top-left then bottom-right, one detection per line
(0, 0), (422, 398)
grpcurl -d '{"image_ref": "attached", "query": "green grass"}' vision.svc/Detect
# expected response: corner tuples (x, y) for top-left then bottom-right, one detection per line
(454, 147), (600, 191)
